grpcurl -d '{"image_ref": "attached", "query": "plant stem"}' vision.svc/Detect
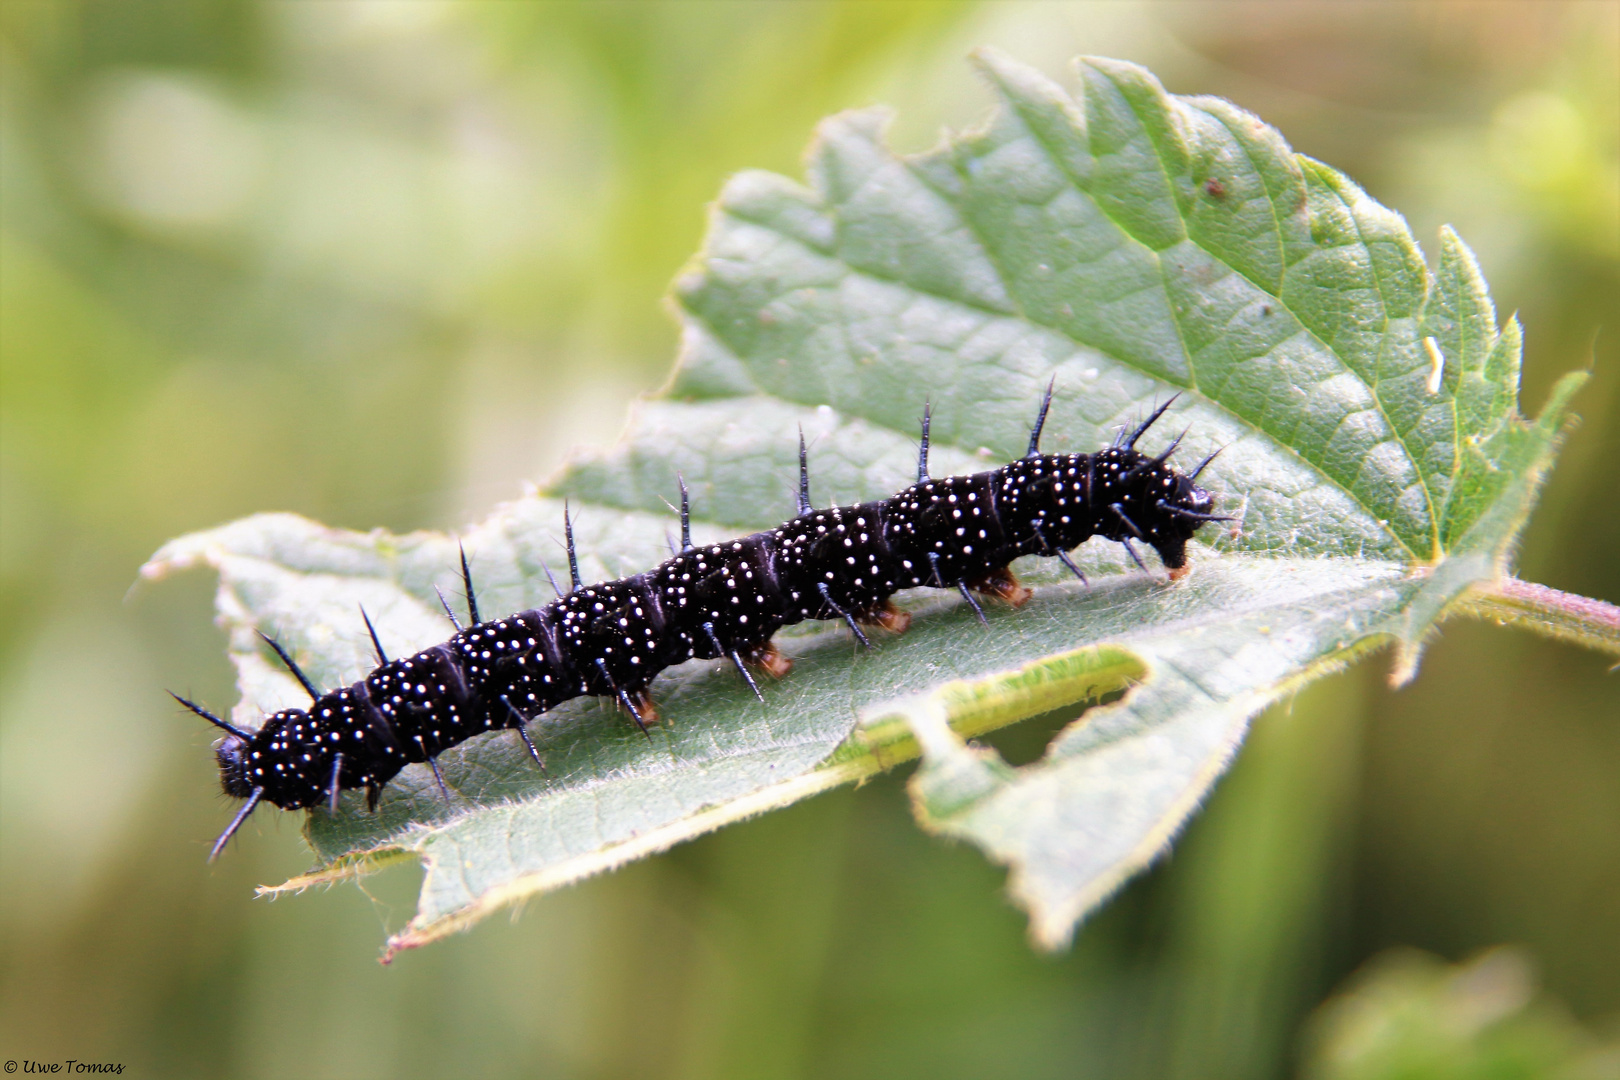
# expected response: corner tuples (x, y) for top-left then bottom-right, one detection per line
(1455, 578), (1620, 657)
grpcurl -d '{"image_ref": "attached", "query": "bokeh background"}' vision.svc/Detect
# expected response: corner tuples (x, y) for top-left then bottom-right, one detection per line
(2, 2), (1616, 1077)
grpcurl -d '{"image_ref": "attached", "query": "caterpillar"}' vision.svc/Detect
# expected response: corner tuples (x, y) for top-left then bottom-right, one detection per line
(176, 388), (1227, 859)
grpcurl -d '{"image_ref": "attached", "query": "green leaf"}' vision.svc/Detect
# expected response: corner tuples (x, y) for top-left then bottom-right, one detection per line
(1300, 948), (1620, 1078)
(141, 50), (1581, 957)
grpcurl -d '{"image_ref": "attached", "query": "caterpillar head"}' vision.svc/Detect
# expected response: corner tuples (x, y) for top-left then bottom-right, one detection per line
(214, 729), (257, 799)
(1148, 466), (1219, 571)
(213, 708), (312, 808)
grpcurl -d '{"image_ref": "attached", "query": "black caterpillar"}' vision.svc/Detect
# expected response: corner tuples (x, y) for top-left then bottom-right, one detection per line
(177, 389), (1226, 859)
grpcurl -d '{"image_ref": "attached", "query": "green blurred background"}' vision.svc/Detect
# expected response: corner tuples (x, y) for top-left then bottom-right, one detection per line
(2, 2), (1616, 1077)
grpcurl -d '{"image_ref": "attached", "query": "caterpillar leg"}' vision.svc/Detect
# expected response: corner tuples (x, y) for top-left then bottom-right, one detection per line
(615, 688), (660, 732)
(744, 640), (793, 679)
(857, 601), (912, 636)
(968, 566), (1032, 608)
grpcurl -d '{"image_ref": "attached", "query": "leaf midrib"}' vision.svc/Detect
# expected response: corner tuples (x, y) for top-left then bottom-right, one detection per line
(1302, 159), (1442, 559)
(674, 86), (1446, 561)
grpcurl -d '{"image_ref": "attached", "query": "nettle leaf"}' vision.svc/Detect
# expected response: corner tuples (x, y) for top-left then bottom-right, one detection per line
(143, 51), (1581, 958)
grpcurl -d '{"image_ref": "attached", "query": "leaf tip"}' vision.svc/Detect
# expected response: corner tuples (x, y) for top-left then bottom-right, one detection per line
(1536, 369), (1590, 431)
(811, 104), (895, 145)
(1029, 907), (1081, 954)
(1070, 54), (1157, 87)
(1389, 639), (1426, 688)
(1436, 221), (1466, 251)
(966, 43), (1016, 75)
